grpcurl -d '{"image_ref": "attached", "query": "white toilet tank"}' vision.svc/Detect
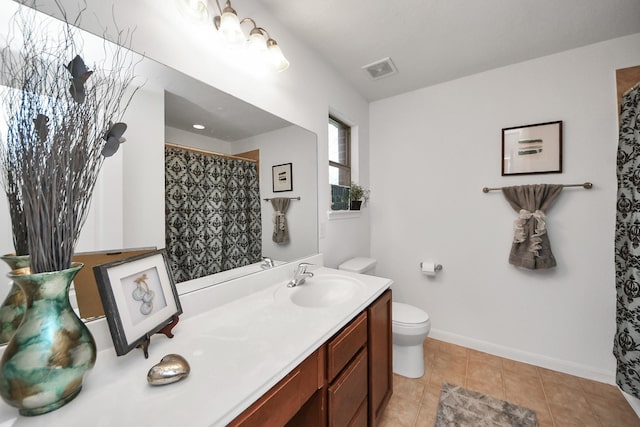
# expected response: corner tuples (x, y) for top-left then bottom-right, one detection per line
(338, 257), (377, 275)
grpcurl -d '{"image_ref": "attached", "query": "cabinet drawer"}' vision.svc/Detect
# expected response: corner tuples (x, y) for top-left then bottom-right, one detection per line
(230, 349), (322, 427)
(328, 348), (368, 427)
(327, 312), (367, 381)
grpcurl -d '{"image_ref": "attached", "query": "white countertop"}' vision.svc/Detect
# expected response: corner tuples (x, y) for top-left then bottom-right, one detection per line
(0, 259), (391, 426)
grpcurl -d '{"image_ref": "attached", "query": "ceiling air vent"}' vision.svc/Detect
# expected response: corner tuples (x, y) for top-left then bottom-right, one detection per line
(362, 57), (398, 80)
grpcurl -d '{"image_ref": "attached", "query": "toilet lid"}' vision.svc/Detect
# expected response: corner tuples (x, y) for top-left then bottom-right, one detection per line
(393, 302), (429, 324)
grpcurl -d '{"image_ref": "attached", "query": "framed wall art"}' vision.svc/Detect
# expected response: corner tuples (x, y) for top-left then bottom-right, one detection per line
(502, 121), (562, 176)
(272, 162), (293, 192)
(93, 249), (182, 356)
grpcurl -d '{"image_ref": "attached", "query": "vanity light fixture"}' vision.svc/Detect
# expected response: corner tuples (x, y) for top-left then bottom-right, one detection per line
(213, 0), (290, 72)
(176, 0), (210, 23)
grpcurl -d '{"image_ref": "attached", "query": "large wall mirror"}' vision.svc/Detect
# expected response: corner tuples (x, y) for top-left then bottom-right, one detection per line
(0, 0), (318, 321)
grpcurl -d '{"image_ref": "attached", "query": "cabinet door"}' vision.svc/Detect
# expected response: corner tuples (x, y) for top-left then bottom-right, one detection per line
(368, 289), (392, 426)
(328, 349), (368, 427)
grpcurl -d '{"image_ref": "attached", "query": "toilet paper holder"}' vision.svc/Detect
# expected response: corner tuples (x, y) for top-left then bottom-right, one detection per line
(419, 262), (443, 273)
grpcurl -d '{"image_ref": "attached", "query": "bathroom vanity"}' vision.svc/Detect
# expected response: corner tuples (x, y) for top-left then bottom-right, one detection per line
(0, 256), (392, 426)
(230, 289), (392, 426)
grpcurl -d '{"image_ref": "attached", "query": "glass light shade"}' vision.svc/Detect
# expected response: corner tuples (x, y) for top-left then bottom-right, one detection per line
(219, 10), (245, 46)
(189, 0), (208, 17)
(248, 30), (268, 55)
(267, 40), (289, 72)
(177, 0), (209, 23)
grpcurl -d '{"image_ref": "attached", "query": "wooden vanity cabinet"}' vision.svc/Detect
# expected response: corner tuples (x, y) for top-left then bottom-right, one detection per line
(231, 290), (392, 427)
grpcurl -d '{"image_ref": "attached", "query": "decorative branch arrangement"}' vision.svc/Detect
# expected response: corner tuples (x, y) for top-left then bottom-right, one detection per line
(0, 129), (27, 256)
(0, 0), (140, 273)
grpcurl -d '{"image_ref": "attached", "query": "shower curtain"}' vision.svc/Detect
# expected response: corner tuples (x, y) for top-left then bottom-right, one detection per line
(165, 146), (262, 283)
(615, 84), (640, 399)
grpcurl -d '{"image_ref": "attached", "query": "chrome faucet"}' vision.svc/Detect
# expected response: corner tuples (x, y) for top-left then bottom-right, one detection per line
(261, 257), (275, 269)
(287, 263), (314, 287)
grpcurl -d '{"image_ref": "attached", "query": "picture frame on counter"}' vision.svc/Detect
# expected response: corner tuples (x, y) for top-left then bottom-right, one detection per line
(272, 162), (293, 192)
(93, 249), (182, 356)
(502, 120), (562, 176)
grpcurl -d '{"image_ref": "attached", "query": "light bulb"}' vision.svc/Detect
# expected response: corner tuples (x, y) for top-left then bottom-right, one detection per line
(188, 0), (208, 16)
(177, 0), (209, 23)
(248, 29), (268, 55)
(267, 39), (289, 72)
(219, 7), (245, 46)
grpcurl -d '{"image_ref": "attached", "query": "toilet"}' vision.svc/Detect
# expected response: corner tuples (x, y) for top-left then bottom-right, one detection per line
(338, 257), (431, 379)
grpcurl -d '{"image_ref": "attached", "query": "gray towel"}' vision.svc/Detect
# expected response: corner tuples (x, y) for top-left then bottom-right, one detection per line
(270, 198), (290, 245)
(501, 184), (563, 269)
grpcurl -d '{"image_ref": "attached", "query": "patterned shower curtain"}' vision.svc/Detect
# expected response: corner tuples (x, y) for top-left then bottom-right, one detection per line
(615, 85), (640, 399)
(165, 146), (262, 283)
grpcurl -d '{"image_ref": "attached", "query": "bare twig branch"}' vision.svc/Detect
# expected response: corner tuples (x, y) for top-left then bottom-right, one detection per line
(0, 2), (140, 272)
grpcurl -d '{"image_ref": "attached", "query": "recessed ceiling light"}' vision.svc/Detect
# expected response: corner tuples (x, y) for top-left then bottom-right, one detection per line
(193, 124), (205, 130)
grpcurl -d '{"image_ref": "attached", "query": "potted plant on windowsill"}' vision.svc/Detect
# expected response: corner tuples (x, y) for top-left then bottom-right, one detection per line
(350, 182), (366, 210)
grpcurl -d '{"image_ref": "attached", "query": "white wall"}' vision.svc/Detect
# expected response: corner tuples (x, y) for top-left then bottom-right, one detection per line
(370, 33), (640, 383)
(77, 86), (165, 254)
(122, 84), (166, 250)
(235, 125), (318, 262)
(74, 142), (124, 253)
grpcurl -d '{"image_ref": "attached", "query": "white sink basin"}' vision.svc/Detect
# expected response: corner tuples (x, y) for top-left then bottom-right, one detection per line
(283, 274), (364, 308)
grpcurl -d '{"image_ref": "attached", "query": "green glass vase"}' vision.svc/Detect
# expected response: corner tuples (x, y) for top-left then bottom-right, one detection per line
(0, 262), (96, 416)
(0, 254), (29, 344)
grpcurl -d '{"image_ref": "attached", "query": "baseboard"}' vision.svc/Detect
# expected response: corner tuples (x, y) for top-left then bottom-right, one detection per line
(622, 392), (640, 418)
(429, 328), (615, 385)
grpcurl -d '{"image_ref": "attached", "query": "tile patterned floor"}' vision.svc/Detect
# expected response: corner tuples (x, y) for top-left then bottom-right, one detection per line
(379, 338), (640, 427)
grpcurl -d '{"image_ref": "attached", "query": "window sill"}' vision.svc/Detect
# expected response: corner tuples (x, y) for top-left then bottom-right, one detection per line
(327, 210), (362, 221)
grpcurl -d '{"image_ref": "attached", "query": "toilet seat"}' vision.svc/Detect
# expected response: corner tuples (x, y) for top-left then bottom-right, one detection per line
(392, 302), (429, 327)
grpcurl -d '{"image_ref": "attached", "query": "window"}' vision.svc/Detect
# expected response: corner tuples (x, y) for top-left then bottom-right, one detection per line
(329, 116), (351, 210)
